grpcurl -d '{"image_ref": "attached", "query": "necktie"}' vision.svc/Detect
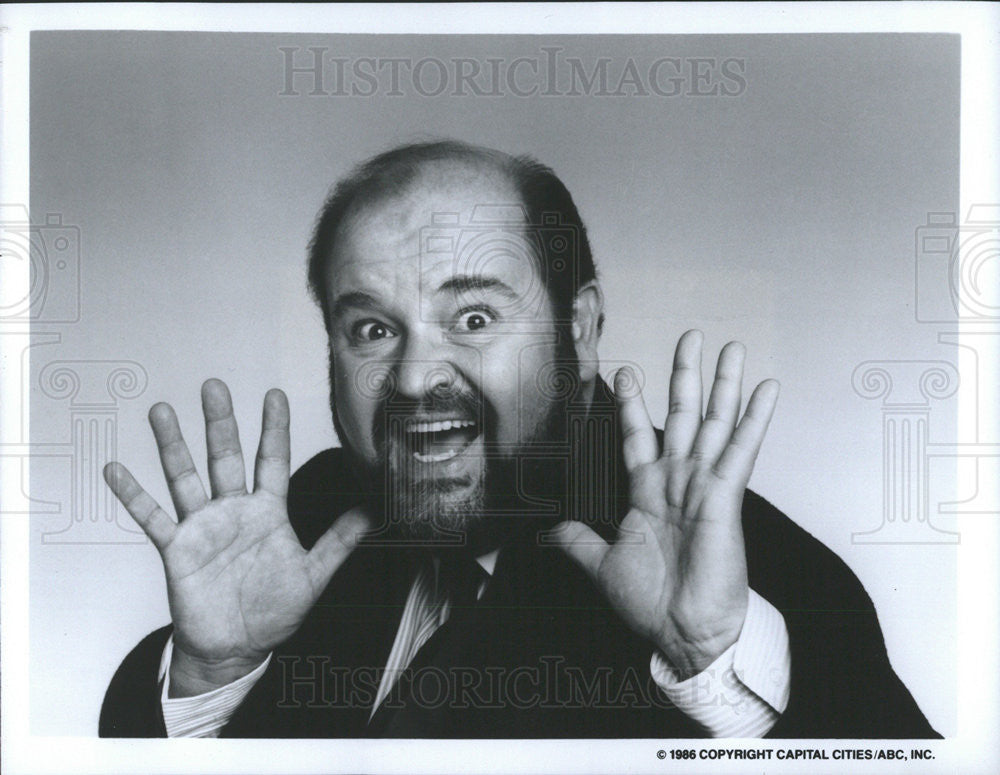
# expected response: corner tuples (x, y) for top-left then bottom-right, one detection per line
(367, 555), (486, 731)
(438, 554), (487, 621)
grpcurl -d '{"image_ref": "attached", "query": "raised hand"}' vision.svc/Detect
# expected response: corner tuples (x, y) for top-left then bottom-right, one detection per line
(103, 380), (371, 695)
(554, 330), (779, 677)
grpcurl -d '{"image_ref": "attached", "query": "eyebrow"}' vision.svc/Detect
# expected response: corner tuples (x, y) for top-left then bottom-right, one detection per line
(329, 275), (521, 320)
(330, 291), (381, 320)
(437, 275), (520, 300)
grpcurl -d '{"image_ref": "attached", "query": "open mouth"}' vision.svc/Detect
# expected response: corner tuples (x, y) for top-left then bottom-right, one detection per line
(401, 418), (481, 463)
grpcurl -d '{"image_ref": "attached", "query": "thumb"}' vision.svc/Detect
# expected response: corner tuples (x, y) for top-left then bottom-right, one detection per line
(549, 520), (609, 581)
(306, 507), (373, 590)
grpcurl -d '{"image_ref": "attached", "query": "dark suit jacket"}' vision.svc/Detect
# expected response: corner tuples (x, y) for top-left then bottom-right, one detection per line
(100, 381), (939, 738)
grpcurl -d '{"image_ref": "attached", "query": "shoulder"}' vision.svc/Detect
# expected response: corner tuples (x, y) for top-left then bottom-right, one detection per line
(287, 447), (363, 550)
(99, 625), (172, 737)
(289, 447), (350, 491)
(741, 489), (874, 611)
(285, 448), (409, 606)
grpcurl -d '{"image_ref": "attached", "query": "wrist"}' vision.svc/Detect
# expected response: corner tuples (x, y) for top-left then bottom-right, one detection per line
(168, 643), (268, 698)
(656, 590), (749, 679)
(655, 640), (727, 680)
(655, 623), (742, 680)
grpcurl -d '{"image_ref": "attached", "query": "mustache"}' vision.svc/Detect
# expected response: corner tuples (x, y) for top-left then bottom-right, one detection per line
(372, 387), (486, 452)
(382, 385), (482, 418)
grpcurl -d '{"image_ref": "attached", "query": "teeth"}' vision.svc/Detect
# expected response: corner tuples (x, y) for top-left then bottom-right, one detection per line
(403, 418), (478, 463)
(413, 449), (460, 463)
(406, 419), (477, 433)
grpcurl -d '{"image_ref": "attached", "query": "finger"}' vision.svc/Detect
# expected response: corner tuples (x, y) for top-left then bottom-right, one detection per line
(306, 507), (374, 591)
(148, 402), (209, 517)
(615, 367), (657, 472)
(254, 388), (291, 498)
(662, 329), (703, 460)
(103, 462), (177, 549)
(202, 379), (247, 498)
(548, 521), (609, 581)
(712, 379), (780, 487)
(691, 341), (746, 464)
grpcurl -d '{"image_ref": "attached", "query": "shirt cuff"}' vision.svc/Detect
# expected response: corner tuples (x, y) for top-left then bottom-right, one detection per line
(649, 588), (791, 737)
(158, 634), (271, 738)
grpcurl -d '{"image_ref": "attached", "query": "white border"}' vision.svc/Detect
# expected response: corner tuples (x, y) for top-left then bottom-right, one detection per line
(2, 3), (998, 774)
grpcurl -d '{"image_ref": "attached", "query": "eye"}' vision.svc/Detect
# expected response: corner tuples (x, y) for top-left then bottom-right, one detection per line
(454, 308), (496, 333)
(350, 320), (397, 342)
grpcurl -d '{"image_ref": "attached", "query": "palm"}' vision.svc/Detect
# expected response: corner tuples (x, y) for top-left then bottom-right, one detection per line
(594, 479), (748, 661)
(163, 494), (320, 660)
(104, 381), (370, 665)
(556, 331), (778, 675)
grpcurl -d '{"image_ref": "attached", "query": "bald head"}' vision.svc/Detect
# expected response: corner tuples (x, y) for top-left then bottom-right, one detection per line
(307, 140), (600, 331)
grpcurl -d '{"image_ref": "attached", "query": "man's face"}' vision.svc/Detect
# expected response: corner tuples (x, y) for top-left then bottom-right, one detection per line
(324, 163), (572, 550)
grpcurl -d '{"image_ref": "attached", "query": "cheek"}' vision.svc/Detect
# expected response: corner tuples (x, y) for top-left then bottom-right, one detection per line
(332, 364), (377, 449)
(485, 367), (522, 437)
(483, 340), (558, 440)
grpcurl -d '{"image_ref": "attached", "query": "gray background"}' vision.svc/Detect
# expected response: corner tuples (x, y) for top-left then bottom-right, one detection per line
(29, 32), (958, 735)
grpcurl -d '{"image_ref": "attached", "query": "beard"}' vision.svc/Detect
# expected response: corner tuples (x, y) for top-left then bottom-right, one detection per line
(328, 332), (581, 555)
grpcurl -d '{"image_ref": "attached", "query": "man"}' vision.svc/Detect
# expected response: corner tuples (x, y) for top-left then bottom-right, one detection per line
(99, 140), (937, 738)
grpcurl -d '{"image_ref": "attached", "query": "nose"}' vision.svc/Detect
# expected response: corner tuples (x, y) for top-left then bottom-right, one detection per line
(394, 329), (457, 401)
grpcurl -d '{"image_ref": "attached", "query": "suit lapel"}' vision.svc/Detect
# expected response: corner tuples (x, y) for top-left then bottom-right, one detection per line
(368, 540), (602, 737)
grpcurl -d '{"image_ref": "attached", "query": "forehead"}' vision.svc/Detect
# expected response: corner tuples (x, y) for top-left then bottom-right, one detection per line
(328, 162), (543, 295)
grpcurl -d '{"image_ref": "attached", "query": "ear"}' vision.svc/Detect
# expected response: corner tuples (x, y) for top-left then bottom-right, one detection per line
(571, 281), (604, 384)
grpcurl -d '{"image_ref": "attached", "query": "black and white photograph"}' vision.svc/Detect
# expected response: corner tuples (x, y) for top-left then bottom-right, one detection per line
(1, 3), (998, 774)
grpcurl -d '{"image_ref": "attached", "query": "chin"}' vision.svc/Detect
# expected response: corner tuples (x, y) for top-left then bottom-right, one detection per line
(354, 458), (477, 542)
